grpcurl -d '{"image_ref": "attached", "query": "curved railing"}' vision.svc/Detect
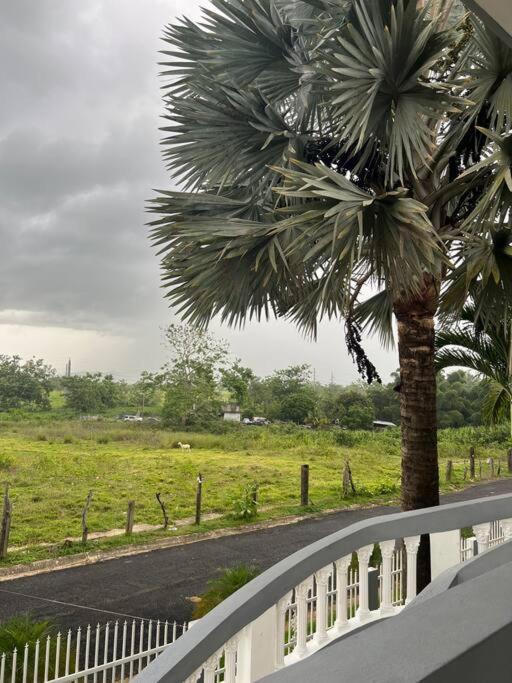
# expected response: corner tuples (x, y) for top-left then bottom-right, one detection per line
(137, 493), (512, 683)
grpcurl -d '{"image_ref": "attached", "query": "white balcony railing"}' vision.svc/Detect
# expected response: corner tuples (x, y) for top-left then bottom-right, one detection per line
(137, 493), (512, 683)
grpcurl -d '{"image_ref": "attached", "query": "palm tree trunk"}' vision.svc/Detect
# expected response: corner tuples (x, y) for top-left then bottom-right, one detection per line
(394, 278), (440, 592)
(509, 321), (512, 438)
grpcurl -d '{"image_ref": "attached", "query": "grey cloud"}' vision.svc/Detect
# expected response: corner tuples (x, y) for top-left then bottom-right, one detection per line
(0, 0), (397, 381)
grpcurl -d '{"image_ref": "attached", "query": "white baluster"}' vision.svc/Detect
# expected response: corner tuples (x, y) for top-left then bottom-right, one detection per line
(501, 518), (512, 541)
(10, 649), (16, 683)
(55, 633), (61, 680)
(64, 630), (71, 676)
(334, 556), (351, 633)
(102, 623), (110, 683)
(1, 652), (5, 683)
(74, 627), (81, 683)
(43, 636), (50, 683)
(33, 640), (40, 683)
(404, 535), (421, 604)
(275, 592), (292, 669)
(120, 622), (127, 683)
(379, 540), (396, 617)
(203, 654), (219, 683)
(294, 580), (310, 658)
(224, 637), (238, 683)
(111, 621), (119, 682)
(356, 545), (373, 623)
(22, 644), (29, 683)
(473, 523), (491, 553)
(314, 567), (331, 647)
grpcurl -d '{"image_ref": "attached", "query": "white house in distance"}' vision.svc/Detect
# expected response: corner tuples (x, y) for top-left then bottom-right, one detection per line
(221, 403), (241, 422)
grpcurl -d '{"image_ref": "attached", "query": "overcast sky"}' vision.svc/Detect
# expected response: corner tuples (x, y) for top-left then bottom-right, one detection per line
(0, 0), (397, 383)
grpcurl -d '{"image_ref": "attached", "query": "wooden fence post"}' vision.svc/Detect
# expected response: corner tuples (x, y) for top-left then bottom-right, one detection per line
(300, 465), (309, 507)
(125, 501), (135, 535)
(195, 473), (203, 525)
(81, 490), (93, 545)
(342, 461), (356, 497)
(156, 492), (170, 530)
(469, 447), (475, 480)
(508, 448), (512, 474)
(0, 484), (12, 560)
(488, 457), (495, 478)
(445, 460), (453, 484)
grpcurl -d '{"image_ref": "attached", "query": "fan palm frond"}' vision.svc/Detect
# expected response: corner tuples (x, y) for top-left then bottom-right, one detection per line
(161, 82), (297, 190)
(326, 0), (461, 183)
(273, 161), (444, 296)
(352, 290), (395, 349)
(463, 18), (512, 134)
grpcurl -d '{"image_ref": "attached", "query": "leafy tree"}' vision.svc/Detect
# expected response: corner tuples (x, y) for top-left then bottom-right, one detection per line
(436, 305), (512, 433)
(62, 373), (124, 413)
(129, 371), (162, 413)
(278, 392), (315, 423)
(150, 0), (512, 569)
(161, 324), (228, 426)
(266, 365), (316, 421)
(0, 355), (55, 412)
(368, 378), (401, 425)
(220, 361), (255, 406)
(321, 385), (375, 429)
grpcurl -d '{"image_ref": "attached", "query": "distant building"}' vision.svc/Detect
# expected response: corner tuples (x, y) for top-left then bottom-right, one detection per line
(221, 403), (241, 422)
(373, 420), (397, 431)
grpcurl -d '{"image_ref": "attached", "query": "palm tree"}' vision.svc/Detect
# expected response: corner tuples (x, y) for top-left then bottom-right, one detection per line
(436, 304), (512, 434)
(149, 0), (512, 585)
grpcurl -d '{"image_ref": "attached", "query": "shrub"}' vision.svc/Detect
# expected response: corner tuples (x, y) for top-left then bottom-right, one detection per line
(192, 565), (261, 619)
(0, 454), (13, 470)
(232, 483), (259, 520)
(0, 617), (73, 682)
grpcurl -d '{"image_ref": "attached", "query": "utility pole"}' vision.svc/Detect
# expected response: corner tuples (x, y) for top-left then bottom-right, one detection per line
(65, 358), (72, 377)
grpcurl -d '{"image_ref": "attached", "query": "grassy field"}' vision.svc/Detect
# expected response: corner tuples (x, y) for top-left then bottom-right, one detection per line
(0, 416), (511, 565)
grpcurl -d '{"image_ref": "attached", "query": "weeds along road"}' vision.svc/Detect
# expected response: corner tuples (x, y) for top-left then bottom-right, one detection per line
(1, 478), (512, 631)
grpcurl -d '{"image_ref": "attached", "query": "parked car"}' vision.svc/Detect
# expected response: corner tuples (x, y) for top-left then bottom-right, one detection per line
(120, 414), (143, 423)
(243, 417), (270, 426)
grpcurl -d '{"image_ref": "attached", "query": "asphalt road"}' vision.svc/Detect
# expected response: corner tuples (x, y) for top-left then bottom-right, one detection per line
(1, 478), (511, 630)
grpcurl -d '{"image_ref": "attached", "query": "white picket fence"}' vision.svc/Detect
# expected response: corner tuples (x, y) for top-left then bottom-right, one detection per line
(0, 619), (188, 683)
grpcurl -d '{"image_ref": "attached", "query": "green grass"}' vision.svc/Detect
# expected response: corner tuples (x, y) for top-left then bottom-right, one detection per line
(0, 417), (510, 564)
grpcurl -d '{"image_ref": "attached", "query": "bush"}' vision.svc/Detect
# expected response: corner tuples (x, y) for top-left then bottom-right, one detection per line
(232, 483), (259, 520)
(0, 453), (13, 470)
(0, 617), (73, 682)
(192, 565), (261, 619)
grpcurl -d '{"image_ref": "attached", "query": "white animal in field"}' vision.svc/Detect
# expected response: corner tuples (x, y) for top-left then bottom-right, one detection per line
(177, 441), (191, 450)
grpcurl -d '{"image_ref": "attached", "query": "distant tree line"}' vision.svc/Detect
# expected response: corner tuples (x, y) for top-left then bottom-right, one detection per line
(0, 326), (493, 429)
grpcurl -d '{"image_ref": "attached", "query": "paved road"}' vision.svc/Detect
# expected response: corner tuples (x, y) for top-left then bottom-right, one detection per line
(1, 479), (511, 630)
